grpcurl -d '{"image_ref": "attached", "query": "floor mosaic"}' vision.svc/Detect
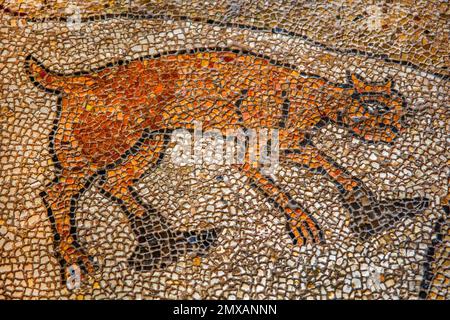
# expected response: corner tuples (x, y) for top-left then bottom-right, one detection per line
(0, 1), (448, 299)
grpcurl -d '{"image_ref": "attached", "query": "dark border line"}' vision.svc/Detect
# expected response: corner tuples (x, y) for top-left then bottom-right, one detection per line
(418, 205), (448, 299)
(279, 90), (290, 128)
(25, 46), (406, 192)
(25, 46), (402, 99)
(2, 5), (448, 81)
(26, 46), (324, 80)
(27, 45), (405, 150)
(0, 4), (28, 17)
(25, 44), (437, 293)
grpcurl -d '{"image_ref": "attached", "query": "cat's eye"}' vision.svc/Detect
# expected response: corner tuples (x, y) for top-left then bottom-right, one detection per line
(361, 101), (390, 115)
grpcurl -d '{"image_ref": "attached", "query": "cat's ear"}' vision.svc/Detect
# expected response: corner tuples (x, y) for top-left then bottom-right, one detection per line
(350, 73), (392, 94)
(350, 73), (365, 92)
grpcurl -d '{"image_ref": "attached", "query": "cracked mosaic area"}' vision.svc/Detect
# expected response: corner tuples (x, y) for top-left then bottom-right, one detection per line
(0, 1), (448, 299)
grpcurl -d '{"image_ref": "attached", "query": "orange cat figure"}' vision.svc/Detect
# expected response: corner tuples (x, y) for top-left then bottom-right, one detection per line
(26, 48), (429, 283)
